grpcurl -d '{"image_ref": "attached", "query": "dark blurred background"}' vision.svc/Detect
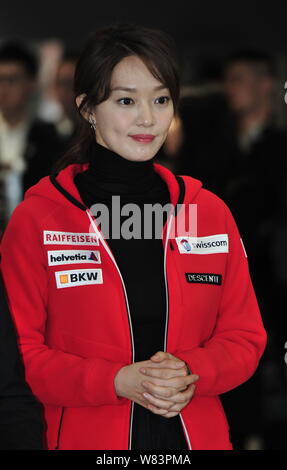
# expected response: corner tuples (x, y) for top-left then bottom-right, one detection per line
(0, 0), (287, 450)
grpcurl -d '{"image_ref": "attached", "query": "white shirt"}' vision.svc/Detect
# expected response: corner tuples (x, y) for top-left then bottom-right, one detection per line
(0, 113), (29, 172)
(238, 125), (263, 153)
(0, 114), (30, 220)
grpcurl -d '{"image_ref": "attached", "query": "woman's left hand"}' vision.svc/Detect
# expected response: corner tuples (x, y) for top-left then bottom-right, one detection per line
(139, 351), (199, 417)
(141, 382), (196, 417)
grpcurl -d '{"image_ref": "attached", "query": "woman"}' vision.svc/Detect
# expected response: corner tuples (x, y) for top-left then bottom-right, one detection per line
(0, 24), (267, 450)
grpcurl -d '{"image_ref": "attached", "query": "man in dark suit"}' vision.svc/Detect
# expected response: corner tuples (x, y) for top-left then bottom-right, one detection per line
(0, 273), (45, 449)
(0, 40), (62, 236)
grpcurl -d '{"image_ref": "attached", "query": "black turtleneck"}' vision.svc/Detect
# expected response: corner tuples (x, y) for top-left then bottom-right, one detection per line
(74, 141), (188, 451)
(74, 140), (170, 204)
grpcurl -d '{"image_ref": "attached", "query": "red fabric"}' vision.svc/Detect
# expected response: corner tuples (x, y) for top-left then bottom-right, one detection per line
(0, 162), (267, 450)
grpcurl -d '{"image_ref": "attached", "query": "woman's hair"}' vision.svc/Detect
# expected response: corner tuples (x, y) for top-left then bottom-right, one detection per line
(53, 23), (181, 172)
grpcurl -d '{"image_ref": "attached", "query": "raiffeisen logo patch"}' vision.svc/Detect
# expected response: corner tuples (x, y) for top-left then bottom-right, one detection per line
(44, 231), (99, 245)
(175, 234), (229, 254)
(48, 250), (101, 266)
(55, 269), (103, 288)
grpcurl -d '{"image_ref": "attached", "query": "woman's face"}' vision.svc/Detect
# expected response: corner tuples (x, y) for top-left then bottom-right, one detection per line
(92, 55), (174, 161)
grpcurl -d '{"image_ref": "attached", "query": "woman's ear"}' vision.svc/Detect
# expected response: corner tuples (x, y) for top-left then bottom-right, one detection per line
(75, 93), (89, 120)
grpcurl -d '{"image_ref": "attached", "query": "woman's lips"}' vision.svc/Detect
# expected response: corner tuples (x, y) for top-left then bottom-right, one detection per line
(130, 134), (155, 143)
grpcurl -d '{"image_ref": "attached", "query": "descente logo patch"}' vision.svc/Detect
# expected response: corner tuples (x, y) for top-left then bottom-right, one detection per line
(55, 269), (103, 288)
(48, 250), (101, 266)
(185, 273), (222, 285)
(175, 234), (229, 254)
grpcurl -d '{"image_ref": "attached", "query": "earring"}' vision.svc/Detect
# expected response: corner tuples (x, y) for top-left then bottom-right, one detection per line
(89, 115), (97, 131)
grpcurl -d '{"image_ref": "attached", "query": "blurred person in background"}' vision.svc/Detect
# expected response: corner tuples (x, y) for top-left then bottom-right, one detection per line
(167, 49), (287, 449)
(221, 49), (287, 451)
(0, 40), (61, 236)
(54, 51), (80, 149)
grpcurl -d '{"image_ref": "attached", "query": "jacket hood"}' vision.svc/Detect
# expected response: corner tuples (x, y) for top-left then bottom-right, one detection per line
(24, 162), (203, 212)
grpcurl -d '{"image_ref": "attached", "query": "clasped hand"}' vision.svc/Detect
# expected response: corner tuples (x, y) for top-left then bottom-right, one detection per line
(114, 351), (199, 418)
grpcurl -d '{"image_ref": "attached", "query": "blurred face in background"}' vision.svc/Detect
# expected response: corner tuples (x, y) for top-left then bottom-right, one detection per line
(223, 61), (275, 115)
(0, 62), (35, 118)
(55, 59), (77, 120)
(83, 55), (175, 162)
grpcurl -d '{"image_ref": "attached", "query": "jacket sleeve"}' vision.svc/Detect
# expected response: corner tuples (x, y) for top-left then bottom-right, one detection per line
(0, 204), (129, 408)
(178, 202), (267, 396)
(0, 273), (45, 449)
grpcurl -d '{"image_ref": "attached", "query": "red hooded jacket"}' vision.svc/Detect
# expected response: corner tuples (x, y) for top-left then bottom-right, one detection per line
(0, 162), (267, 450)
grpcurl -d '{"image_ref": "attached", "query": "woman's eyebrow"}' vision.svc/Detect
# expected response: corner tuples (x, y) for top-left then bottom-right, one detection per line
(111, 85), (167, 92)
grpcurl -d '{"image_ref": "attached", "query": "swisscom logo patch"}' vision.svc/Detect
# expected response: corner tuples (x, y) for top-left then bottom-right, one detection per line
(55, 269), (103, 288)
(175, 234), (229, 254)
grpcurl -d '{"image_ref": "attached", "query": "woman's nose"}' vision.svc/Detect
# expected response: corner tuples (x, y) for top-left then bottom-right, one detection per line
(136, 103), (155, 127)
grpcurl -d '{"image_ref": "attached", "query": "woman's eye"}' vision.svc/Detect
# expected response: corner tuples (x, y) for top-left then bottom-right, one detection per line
(155, 96), (170, 104)
(118, 97), (134, 105)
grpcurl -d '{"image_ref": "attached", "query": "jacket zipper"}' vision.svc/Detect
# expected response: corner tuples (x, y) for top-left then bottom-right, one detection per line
(164, 214), (192, 450)
(87, 208), (192, 450)
(55, 407), (65, 450)
(86, 210), (135, 449)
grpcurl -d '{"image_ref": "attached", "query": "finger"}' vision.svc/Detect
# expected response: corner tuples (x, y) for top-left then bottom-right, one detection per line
(162, 411), (180, 418)
(165, 384), (196, 405)
(150, 351), (182, 363)
(149, 351), (170, 362)
(146, 404), (181, 419)
(141, 381), (178, 399)
(139, 366), (188, 380)
(141, 373), (199, 392)
(162, 374), (199, 389)
(133, 397), (156, 412)
(150, 352), (188, 370)
(134, 395), (176, 417)
(150, 353), (184, 366)
(142, 392), (174, 410)
(146, 403), (171, 416)
(165, 402), (183, 413)
(143, 358), (187, 370)
(151, 383), (195, 406)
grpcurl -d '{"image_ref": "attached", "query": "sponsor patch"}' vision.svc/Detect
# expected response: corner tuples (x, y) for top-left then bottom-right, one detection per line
(55, 269), (103, 288)
(175, 234), (229, 254)
(44, 231), (99, 246)
(185, 273), (222, 285)
(48, 250), (101, 266)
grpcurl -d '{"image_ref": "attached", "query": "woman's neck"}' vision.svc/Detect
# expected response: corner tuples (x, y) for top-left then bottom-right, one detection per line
(82, 140), (161, 196)
(74, 139), (170, 209)
(88, 140), (155, 181)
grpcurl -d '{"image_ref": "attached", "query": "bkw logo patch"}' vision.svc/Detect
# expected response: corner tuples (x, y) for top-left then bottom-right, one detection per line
(55, 269), (103, 288)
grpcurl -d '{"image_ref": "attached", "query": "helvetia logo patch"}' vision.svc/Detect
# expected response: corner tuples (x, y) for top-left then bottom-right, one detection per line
(175, 234), (229, 254)
(185, 273), (222, 285)
(55, 269), (103, 288)
(48, 250), (101, 266)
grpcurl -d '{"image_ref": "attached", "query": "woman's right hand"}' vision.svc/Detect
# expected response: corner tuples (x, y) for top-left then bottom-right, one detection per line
(114, 359), (198, 416)
(114, 360), (162, 410)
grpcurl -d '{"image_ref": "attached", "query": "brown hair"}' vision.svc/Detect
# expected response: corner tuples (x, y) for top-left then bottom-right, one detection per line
(53, 23), (181, 172)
